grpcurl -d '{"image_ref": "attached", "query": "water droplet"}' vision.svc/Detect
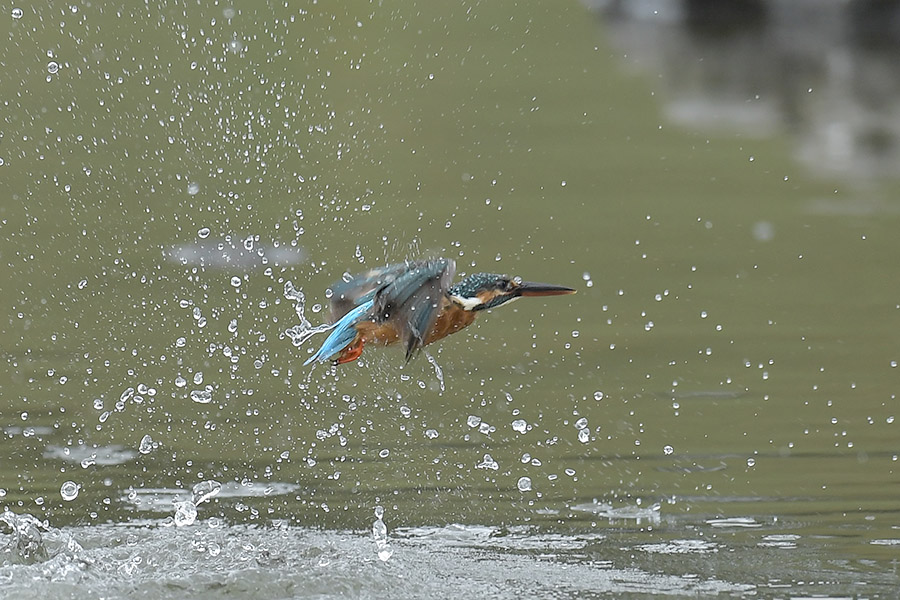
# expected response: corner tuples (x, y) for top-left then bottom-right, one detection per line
(424, 429), (439, 439)
(138, 434), (155, 454)
(466, 415), (482, 428)
(193, 372), (203, 385)
(187, 182), (200, 195)
(476, 453), (499, 470)
(190, 387), (213, 404)
(577, 428), (590, 444)
(517, 476), (532, 492)
(230, 276), (242, 288)
(192, 480), (222, 505)
(12, 7), (23, 19)
(47, 61), (59, 74)
(747, 457), (756, 467)
(574, 417), (588, 430)
(60, 480), (79, 501)
(511, 419), (528, 434)
(593, 391), (604, 401)
(376, 545), (393, 562)
(663, 445), (674, 455)
(378, 448), (390, 458)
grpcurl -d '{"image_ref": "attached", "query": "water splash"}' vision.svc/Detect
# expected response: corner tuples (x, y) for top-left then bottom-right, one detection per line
(424, 350), (444, 393)
(173, 501), (198, 527)
(1, 510), (49, 562)
(372, 505), (393, 562)
(0, 510), (83, 565)
(282, 281), (337, 353)
(170, 480), (223, 527)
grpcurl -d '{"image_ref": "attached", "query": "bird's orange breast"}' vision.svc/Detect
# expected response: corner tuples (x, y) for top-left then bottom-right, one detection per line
(424, 301), (477, 345)
(354, 298), (476, 348)
(355, 320), (403, 346)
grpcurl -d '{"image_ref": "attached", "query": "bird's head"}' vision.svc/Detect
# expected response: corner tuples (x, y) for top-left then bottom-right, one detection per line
(448, 273), (576, 311)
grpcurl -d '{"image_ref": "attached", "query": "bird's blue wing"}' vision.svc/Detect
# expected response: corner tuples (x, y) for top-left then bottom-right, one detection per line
(304, 298), (375, 365)
(372, 258), (456, 360)
(328, 262), (414, 320)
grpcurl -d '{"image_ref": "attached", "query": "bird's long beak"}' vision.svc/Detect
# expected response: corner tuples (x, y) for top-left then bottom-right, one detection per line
(516, 281), (577, 297)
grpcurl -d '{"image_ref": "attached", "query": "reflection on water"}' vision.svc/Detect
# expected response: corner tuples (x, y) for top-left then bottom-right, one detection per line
(569, 499), (662, 524)
(587, 0), (900, 180)
(167, 238), (306, 270)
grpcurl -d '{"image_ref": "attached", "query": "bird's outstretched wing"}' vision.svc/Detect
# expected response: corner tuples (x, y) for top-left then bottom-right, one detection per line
(328, 262), (416, 321)
(371, 258), (456, 360)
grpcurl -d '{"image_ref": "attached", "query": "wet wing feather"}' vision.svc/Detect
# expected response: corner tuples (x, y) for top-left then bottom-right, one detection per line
(371, 258), (456, 360)
(328, 262), (415, 320)
(304, 299), (374, 365)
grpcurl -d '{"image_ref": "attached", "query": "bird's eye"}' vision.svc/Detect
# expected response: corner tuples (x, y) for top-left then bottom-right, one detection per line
(502, 278), (514, 291)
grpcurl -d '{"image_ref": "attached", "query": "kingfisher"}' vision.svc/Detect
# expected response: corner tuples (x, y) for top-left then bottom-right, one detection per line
(303, 258), (575, 365)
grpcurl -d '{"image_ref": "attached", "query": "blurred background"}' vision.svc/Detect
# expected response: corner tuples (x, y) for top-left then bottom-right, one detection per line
(1, 0), (899, 596)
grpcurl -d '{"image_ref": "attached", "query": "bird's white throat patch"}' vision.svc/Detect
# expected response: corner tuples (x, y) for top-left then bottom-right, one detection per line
(449, 294), (482, 311)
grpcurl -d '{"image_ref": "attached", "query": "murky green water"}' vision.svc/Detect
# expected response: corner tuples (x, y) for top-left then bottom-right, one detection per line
(2, 1), (899, 597)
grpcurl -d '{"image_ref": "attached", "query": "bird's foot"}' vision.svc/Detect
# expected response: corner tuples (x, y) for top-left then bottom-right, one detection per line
(335, 340), (364, 364)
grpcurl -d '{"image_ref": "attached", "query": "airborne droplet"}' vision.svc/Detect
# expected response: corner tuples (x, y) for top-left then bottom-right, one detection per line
(60, 480), (79, 501)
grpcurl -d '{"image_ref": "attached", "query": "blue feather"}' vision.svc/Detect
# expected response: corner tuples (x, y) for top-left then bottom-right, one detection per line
(303, 299), (374, 365)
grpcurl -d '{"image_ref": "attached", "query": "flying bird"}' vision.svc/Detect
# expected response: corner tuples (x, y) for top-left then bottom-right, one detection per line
(303, 258), (575, 365)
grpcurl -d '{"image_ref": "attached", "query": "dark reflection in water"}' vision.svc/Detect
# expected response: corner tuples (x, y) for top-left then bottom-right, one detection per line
(585, 0), (900, 180)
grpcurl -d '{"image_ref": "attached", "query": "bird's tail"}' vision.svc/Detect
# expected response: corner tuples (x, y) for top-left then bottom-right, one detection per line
(303, 299), (374, 365)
